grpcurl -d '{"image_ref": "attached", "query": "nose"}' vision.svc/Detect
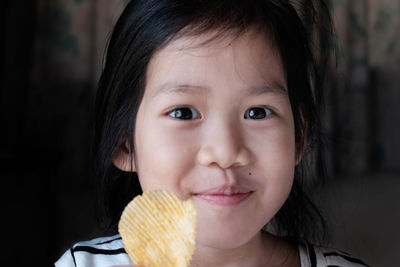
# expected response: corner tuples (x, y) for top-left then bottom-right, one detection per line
(196, 120), (252, 169)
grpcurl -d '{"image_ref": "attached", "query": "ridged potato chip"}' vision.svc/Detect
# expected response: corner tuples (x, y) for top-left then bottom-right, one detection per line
(118, 190), (196, 267)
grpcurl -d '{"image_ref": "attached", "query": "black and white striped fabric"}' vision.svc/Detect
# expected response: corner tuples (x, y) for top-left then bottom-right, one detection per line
(56, 235), (130, 266)
(55, 234), (368, 266)
(298, 242), (369, 267)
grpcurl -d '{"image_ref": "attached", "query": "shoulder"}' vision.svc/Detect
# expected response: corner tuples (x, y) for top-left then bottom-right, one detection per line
(298, 242), (369, 267)
(55, 234), (131, 267)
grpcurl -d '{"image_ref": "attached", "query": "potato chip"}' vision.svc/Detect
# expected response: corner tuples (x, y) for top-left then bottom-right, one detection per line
(118, 190), (196, 267)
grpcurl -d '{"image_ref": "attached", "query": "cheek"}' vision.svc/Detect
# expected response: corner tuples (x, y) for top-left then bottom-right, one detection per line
(263, 165), (294, 206)
(249, 123), (296, 198)
(250, 123), (296, 167)
(135, 124), (197, 191)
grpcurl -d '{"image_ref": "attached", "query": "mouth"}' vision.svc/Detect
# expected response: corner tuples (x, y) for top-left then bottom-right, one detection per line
(193, 186), (253, 206)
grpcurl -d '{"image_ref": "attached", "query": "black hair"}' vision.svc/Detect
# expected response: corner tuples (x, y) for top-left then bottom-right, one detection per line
(93, 0), (334, 243)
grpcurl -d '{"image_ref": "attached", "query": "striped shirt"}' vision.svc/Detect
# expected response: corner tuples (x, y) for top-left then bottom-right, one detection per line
(55, 235), (368, 267)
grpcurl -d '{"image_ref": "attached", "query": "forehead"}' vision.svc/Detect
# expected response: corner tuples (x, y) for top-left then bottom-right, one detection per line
(145, 29), (286, 96)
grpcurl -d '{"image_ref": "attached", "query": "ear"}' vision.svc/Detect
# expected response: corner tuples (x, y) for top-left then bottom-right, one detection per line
(112, 140), (136, 172)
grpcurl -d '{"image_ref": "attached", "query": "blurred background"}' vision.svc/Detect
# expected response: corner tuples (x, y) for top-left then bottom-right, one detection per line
(1, 0), (399, 266)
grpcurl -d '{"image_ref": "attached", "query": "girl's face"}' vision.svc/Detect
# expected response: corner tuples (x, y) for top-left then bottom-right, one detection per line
(116, 30), (297, 250)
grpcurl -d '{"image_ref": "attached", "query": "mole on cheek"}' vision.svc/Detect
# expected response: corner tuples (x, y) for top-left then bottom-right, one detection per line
(249, 172), (252, 176)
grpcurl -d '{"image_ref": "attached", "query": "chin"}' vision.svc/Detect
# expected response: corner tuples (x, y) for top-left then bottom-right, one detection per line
(196, 224), (260, 250)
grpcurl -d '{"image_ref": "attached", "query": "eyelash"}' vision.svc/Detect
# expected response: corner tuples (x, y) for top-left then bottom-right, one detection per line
(167, 106), (275, 120)
(244, 106), (274, 120)
(167, 107), (200, 120)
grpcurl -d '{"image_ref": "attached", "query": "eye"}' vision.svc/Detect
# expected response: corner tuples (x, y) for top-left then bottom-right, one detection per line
(244, 107), (273, 120)
(168, 107), (200, 120)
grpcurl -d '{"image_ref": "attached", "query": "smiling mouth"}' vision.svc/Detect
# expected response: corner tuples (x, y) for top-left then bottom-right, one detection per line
(193, 191), (253, 206)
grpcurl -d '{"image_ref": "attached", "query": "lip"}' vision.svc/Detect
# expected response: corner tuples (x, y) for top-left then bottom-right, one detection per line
(194, 186), (253, 206)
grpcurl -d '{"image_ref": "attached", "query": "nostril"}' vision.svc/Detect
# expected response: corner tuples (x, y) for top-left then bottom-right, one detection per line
(197, 146), (252, 169)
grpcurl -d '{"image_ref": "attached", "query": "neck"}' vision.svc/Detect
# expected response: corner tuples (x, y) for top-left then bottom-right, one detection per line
(189, 231), (300, 267)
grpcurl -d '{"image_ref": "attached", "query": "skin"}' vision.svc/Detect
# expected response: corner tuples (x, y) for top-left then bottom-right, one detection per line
(114, 29), (301, 267)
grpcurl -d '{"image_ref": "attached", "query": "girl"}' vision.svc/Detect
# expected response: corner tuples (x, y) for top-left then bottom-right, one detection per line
(56, 0), (368, 266)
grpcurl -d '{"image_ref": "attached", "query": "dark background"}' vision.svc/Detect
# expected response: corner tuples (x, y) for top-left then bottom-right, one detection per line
(1, 1), (399, 266)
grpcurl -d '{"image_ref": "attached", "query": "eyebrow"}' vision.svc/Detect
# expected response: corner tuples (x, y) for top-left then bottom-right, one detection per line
(246, 83), (288, 96)
(153, 83), (207, 97)
(152, 82), (287, 97)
